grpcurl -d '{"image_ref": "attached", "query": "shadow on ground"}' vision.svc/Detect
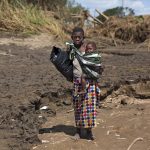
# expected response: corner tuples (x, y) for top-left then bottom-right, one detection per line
(39, 124), (76, 136)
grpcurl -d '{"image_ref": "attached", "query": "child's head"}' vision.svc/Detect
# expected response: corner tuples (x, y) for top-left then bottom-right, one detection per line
(86, 41), (97, 53)
(71, 27), (84, 48)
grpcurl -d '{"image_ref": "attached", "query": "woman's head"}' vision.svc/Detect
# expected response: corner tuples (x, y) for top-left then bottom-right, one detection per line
(71, 27), (84, 48)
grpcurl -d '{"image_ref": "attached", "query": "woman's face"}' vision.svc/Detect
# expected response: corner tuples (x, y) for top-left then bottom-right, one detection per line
(71, 32), (84, 47)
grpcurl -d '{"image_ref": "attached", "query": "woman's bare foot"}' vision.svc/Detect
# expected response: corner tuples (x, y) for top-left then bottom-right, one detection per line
(71, 128), (81, 141)
(87, 128), (95, 140)
(71, 133), (80, 141)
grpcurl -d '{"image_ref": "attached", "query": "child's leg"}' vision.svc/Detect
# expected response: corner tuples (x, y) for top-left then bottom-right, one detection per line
(81, 77), (86, 92)
(77, 77), (86, 95)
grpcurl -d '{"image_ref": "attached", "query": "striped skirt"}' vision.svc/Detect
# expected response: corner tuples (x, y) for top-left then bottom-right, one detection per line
(73, 78), (101, 128)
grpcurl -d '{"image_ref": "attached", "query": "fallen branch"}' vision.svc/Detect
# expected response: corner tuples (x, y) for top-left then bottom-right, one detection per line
(110, 32), (117, 47)
(88, 13), (104, 25)
(71, 14), (83, 19)
(95, 9), (109, 20)
(127, 137), (143, 150)
(0, 119), (5, 125)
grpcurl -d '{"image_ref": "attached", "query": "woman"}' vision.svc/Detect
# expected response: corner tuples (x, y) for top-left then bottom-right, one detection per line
(69, 27), (101, 140)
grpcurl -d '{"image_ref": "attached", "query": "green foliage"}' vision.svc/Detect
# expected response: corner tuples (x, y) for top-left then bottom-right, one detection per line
(97, 6), (135, 21)
(2, 0), (68, 10)
(124, 7), (135, 16)
(58, 0), (86, 25)
(26, 0), (68, 10)
(3, 0), (27, 8)
(104, 7), (124, 17)
(105, 6), (135, 16)
(67, 0), (85, 14)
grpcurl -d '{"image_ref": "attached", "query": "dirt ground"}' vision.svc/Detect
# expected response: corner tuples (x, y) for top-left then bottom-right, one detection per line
(0, 34), (150, 150)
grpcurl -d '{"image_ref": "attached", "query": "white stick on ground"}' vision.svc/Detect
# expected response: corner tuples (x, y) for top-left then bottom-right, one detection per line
(127, 137), (143, 150)
(66, 109), (74, 113)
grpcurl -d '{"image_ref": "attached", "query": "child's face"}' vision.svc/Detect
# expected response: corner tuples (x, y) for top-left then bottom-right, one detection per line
(86, 44), (95, 52)
(71, 32), (84, 47)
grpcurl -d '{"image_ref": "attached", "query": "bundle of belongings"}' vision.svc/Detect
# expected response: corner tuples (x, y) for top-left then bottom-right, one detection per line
(50, 43), (103, 82)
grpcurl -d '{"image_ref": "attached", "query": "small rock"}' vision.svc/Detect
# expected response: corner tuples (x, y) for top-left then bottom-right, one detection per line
(42, 140), (49, 143)
(120, 99), (127, 105)
(40, 106), (49, 110)
(63, 99), (71, 106)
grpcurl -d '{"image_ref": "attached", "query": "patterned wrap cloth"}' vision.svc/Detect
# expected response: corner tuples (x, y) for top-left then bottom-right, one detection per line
(73, 77), (101, 128)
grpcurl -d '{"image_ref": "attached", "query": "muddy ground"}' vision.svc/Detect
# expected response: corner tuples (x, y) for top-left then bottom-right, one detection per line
(0, 34), (150, 150)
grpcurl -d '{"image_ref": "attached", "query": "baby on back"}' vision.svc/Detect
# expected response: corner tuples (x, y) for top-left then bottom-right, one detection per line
(79, 41), (97, 94)
(86, 41), (97, 53)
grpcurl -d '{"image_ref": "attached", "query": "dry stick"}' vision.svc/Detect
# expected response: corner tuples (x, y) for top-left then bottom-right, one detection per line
(98, 36), (128, 45)
(136, 39), (150, 51)
(90, 17), (103, 25)
(110, 32), (117, 47)
(88, 13), (104, 25)
(71, 14), (83, 19)
(91, 20), (102, 25)
(94, 37), (114, 46)
(0, 119), (5, 125)
(127, 137), (143, 150)
(95, 9), (109, 20)
(66, 109), (74, 113)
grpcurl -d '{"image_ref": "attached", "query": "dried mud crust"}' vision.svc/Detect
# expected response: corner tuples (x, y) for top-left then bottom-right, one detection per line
(0, 39), (150, 150)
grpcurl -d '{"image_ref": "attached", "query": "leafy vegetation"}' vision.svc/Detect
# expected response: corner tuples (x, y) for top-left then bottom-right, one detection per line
(104, 7), (134, 16)
(97, 7), (135, 22)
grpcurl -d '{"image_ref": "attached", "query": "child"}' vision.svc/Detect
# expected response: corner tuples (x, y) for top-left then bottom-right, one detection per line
(86, 41), (97, 53)
(80, 41), (97, 94)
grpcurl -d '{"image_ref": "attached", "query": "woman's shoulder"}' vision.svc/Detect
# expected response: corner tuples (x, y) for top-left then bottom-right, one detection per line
(80, 42), (87, 52)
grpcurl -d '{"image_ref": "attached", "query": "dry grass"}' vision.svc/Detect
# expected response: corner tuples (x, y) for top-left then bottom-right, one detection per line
(0, 0), (67, 39)
(87, 15), (150, 47)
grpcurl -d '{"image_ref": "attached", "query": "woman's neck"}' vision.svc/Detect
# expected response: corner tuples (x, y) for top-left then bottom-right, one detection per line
(74, 44), (82, 49)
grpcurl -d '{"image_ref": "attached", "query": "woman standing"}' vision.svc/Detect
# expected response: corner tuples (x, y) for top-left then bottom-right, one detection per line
(69, 27), (101, 140)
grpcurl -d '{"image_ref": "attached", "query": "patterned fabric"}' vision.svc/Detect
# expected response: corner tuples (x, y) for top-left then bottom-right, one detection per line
(73, 78), (101, 128)
(66, 42), (102, 80)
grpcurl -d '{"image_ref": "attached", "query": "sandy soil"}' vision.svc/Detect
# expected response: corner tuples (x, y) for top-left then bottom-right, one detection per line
(0, 34), (150, 150)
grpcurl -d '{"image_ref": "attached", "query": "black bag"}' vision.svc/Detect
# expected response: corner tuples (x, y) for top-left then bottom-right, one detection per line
(50, 46), (73, 82)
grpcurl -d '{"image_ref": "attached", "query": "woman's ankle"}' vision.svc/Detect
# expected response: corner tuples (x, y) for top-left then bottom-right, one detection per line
(86, 128), (95, 140)
(86, 128), (92, 133)
(71, 128), (81, 140)
(76, 128), (81, 134)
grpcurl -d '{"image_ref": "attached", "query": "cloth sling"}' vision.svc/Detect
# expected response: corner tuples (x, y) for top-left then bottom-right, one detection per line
(66, 42), (102, 80)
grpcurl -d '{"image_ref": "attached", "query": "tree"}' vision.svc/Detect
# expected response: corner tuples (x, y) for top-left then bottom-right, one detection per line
(67, 0), (86, 14)
(124, 7), (135, 16)
(97, 6), (135, 22)
(103, 7), (124, 17)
